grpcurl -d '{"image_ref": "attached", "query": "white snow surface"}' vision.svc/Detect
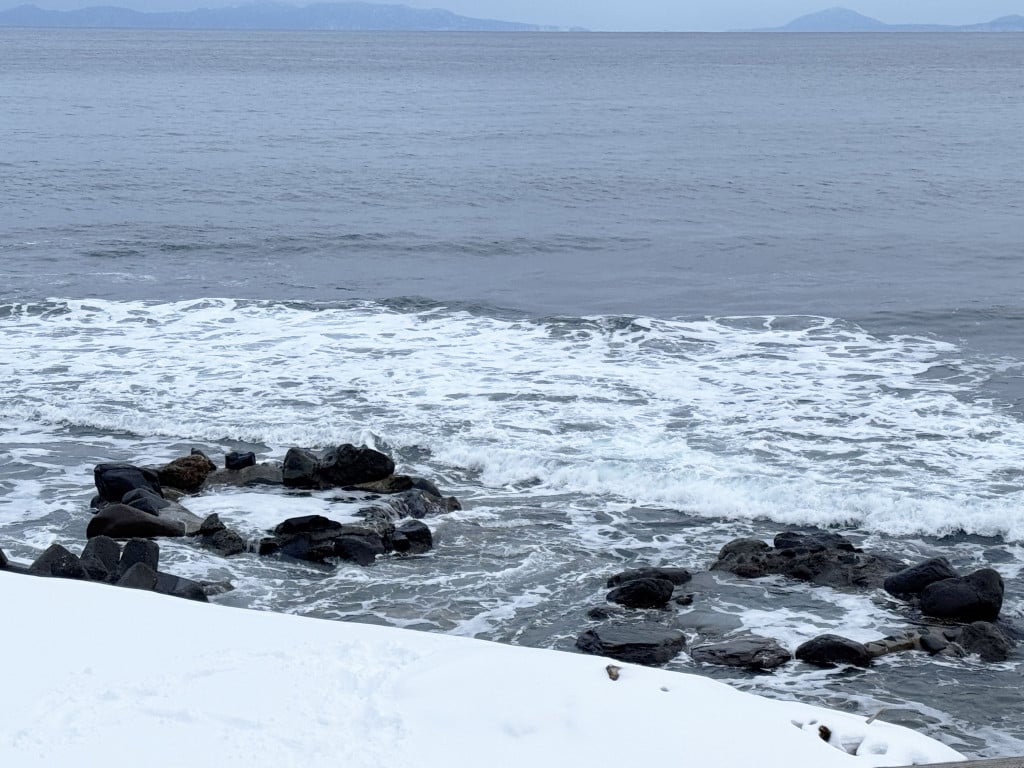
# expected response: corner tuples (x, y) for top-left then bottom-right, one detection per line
(1, 572), (964, 768)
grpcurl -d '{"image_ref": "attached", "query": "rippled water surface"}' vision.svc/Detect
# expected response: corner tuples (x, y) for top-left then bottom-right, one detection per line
(1, 30), (1023, 757)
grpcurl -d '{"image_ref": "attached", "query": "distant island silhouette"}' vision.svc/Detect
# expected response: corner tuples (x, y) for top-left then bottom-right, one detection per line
(756, 7), (1024, 32)
(0, 1), (562, 31)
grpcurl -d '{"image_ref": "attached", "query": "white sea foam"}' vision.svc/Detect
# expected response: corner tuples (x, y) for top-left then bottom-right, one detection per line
(1, 297), (1022, 538)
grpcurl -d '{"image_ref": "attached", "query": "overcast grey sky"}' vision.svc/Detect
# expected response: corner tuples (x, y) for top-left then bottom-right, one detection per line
(19, 1), (1024, 31)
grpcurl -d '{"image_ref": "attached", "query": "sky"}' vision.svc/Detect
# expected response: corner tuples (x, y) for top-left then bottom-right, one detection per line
(13, 1), (1024, 31)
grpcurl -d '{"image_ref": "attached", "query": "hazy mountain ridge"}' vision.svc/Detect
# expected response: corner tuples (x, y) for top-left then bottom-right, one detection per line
(761, 7), (1024, 32)
(0, 1), (555, 31)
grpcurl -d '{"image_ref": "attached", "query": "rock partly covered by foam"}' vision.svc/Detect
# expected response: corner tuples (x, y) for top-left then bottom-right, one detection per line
(711, 530), (904, 589)
(259, 513), (434, 567)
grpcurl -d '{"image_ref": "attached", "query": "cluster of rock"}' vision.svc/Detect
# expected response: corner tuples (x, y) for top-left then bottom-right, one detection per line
(0, 536), (214, 602)
(84, 443), (459, 569)
(576, 529), (1017, 669)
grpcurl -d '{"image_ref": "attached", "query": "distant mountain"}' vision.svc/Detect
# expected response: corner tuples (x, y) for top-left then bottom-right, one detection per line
(0, 1), (553, 31)
(757, 6), (1024, 32)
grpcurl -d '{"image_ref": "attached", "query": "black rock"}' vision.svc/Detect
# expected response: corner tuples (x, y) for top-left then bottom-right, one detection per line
(586, 604), (628, 621)
(318, 444), (395, 487)
(119, 538), (160, 575)
(919, 632), (949, 655)
(121, 487), (170, 515)
(158, 454), (217, 493)
(203, 463), (284, 489)
(381, 489), (452, 520)
(711, 530), (903, 589)
(690, 635), (792, 671)
(225, 451), (256, 471)
(282, 447), (321, 488)
(28, 544), (89, 580)
(392, 520), (433, 554)
(0, 547), (7, 569)
(884, 557), (959, 597)
(606, 567), (692, 588)
(80, 536), (121, 581)
(154, 571), (209, 602)
(87, 503), (187, 539)
(93, 462), (163, 503)
(273, 515), (343, 535)
(194, 514), (246, 557)
(332, 534), (385, 566)
(920, 569), (1004, 622)
(606, 577), (675, 610)
(956, 621), (1014, 662)
(576, 625), (686, 666)
(116, 561), (159, 591)
(795, 634), (872, 668)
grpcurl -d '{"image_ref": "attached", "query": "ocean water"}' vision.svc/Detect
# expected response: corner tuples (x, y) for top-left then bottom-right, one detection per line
(2, 29), (1023, 756)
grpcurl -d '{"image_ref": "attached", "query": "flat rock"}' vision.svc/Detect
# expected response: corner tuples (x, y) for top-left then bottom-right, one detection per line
(606, 577), (675, 610)
(87, 503), (187, 539)
(203, 463), (284, 489)
(690, 635), (792, 671)
(576, 624), (686, 666)
(795, 634), (872, 668)
(607, 567), (692, 588)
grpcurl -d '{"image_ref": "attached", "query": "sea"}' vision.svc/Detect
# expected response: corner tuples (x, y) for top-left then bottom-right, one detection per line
(2, 28), (1023, 757)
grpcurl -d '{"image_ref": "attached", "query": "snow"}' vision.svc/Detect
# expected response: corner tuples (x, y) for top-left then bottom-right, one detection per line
(0, 571), (963, 767)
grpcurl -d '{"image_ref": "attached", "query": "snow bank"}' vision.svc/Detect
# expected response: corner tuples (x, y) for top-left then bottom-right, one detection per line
(0, 572), (963, 767)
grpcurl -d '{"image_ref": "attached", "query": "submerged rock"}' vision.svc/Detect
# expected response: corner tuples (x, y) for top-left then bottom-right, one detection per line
(576, 624), (686, 666)
(203, 463), (284, 489)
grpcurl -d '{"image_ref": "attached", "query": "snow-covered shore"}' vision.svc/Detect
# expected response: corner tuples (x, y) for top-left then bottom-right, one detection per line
(1, 572), (963, 767)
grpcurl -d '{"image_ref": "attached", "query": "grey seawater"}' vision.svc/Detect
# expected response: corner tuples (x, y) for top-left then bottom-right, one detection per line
(2, 30), (1024, 756)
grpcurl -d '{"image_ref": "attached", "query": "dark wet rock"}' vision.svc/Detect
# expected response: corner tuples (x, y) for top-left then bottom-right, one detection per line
(225, 451), (256, 471)
(711, 531), (904, 589)
(690, 635), (792, 671)
(203, 462), (283, 488)
(607, 567), (692, 588)
(154, 501), (204, 535)
(318, 444), (395, 487)
(282, 447), (321, 488)
(29, 544), (89, 580)
(260, 520), (387, 566)
(795, 634), (872, 668)
(273, 515), (343, 536)
(192, 514), (246, 557)
(351, 475), (444, 497)
(920, 568), (1004, 623)
(80, 536), (121, 581)
(87, 503), (187, 539)
(863, 632), (919, 658)
(919, 631), (950, 655)
(606, 577), (675, 610)
(391, 520), (433, 554)
(121, 487), (171, 515)
(380, 489), (454, 520)
(116, 561), (159, 591)
(158, 454), (217, 493)
(119, 538), (160, 576)
(94, 462), (163, 503)
(576, 624), (686, 666)
(956, 621), (1014, 662)
(154, 571), (209, 602)
(884, 557), (959, 598)
(0, 547), (7, 569)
